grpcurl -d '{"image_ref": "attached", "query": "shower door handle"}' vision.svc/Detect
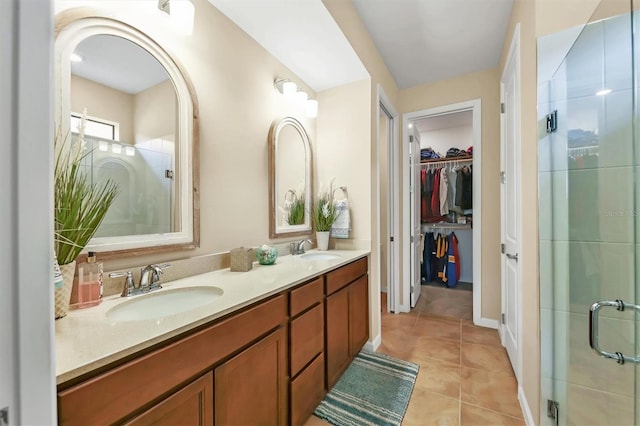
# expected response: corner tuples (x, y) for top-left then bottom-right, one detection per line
(589, 299), (640, 365)
(505, 253), (518, 262)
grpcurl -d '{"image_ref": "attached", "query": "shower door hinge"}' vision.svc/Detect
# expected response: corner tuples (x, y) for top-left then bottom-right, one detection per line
(546, 110), (558, 133)
(500, 171), (506, 184)
(501, 243), (505, 254)
(409, 135), (414, 143)
(547, 399), (559, 426)
(501, 313), (505, 324)
(165, 169), (174, 179)
(390, 236), (394, 242)
(500, 102), (505, 114)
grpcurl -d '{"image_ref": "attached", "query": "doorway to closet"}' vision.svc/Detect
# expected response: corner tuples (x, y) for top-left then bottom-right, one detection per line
(402, 100), (484, 326)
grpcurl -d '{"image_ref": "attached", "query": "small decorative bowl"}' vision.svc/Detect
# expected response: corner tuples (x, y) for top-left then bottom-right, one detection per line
(256, 245), (278, 265)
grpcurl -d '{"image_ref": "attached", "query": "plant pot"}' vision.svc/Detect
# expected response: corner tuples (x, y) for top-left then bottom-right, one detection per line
(55, 260), (76, 319)
(316, 231), (330, 251)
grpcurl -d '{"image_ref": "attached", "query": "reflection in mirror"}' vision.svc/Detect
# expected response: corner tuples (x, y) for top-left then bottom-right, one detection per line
(55, 13), (199, 255)
(71, 35), (178, 238)
(269, 117), (312, 238)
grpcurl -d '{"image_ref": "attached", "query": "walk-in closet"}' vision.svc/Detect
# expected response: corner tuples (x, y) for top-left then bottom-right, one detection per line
(413, 111), (474, 320)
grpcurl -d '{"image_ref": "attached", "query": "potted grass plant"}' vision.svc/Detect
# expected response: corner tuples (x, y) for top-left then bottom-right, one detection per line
(312, 179), (338, 250)
(287, 191), (305, 226)
(54, 114), (119, 318)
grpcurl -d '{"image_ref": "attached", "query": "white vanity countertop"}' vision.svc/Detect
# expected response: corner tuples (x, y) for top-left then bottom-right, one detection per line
(55, 249), (369, 385)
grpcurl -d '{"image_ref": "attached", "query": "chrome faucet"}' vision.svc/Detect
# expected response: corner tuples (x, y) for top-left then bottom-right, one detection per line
(140, 263), (171, 291)
(109, 263), (171, 297)
(290, 239), (312, 255)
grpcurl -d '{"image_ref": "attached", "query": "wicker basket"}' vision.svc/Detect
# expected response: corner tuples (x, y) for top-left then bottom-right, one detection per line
(55, 260), (76, 319)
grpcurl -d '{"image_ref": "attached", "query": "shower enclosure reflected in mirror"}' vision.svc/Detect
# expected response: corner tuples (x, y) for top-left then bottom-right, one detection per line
(268, 117), (312, 238)
(55, 11), (199, 255)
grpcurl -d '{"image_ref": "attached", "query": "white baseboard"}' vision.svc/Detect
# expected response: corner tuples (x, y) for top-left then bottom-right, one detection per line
(518, 385), (535, 426)
(474, 317), (500, 329)
(365, 333), (381, 352)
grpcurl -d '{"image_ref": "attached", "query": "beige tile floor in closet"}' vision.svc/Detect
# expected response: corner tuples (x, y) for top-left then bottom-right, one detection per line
(305, 287), (524, 426)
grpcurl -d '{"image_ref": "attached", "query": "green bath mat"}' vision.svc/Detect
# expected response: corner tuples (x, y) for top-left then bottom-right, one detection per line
(314, 350), (419, 426)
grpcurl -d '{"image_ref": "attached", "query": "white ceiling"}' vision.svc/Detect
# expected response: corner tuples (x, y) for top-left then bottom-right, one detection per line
(352, 0), (514, 89)
(208, 0), (369, 92)
(209, 0), (514, 92)
(72, 34), (169, 94)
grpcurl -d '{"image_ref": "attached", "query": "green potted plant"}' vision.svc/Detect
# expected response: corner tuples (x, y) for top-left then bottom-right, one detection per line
(54, 115), (119, 318)
(312, 179), (338, 250)
(287, 190), (305, 226)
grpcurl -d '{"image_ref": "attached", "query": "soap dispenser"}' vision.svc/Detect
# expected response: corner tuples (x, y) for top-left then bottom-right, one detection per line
(74, 251), (103, 308)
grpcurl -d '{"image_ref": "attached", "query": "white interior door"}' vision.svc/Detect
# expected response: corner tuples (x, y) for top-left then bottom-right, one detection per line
(500, 26), (521, 381)
(409, 133), (421, 308)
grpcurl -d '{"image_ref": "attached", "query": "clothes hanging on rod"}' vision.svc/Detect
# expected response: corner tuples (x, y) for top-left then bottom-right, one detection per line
(422, 231), (461, 287)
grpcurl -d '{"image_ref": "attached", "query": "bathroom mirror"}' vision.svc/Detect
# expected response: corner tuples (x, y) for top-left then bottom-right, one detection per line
(268, 117), (312, 238)
(54, 11), (199, 255)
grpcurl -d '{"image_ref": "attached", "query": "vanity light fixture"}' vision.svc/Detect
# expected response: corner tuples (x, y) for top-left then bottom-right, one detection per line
(70, 53), (83, 62)
(98, 141), (109, 152)
(125, 146), (136, 157)
(274, 77), (318, 118)
(158, 0), (195, 36)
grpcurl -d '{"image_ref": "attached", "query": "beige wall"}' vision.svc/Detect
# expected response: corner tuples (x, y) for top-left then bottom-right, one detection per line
(70, 74), (134, 143)
(399, 69), (502, 320)
(134, 80), (176, 144)
(57, 0), (318, 273)
(420, 125), (473, 153)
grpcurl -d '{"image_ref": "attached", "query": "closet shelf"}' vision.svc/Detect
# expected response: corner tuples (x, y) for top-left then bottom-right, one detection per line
(421, 222), (471, 231)
(420, 156), (472, 167)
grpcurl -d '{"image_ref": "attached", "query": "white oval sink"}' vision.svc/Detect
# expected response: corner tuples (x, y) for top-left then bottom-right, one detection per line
(106, 286), (223, 323)
(300, 253), (341, 261)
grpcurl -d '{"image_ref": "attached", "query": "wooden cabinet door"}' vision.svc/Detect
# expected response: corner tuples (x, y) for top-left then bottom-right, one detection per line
(349, 276), (369, 356)
(124, 372), (213, 426)
(214, 327), (287, 426)
(325, 285), (350, 390)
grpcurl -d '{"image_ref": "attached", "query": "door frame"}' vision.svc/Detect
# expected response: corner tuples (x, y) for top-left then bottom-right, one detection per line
(377, 85), (400, 314)
(401, 99), (486, 328)
(500, 23), (523, 382)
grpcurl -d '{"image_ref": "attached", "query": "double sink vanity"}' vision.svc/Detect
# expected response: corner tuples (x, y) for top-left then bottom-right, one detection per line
(56, 249), (370, 425)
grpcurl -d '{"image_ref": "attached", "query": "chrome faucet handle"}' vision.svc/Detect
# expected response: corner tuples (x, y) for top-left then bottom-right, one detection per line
(290, 242), (298, 255)
(109, 271), (135, 297)
(148, 263), (171, 291)
(297, 239), (312, 254)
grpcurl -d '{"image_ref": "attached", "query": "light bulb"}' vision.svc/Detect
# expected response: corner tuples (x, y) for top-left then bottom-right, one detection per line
(283, 81), (297, 98)
(296, 90), (308, 104)
(306, 99), (318, 118)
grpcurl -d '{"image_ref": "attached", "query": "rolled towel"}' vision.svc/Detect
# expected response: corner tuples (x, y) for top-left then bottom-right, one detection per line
(331, 187), (350, 239)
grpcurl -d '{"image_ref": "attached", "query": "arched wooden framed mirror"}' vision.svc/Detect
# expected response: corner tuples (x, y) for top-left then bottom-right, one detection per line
(54, 10), (199, 256)
(268, 117), (313, 238)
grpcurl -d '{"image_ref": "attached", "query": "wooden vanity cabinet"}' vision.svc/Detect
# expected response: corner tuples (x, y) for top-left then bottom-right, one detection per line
(325, 257), (369, 390)
(288, 277), (325, 426)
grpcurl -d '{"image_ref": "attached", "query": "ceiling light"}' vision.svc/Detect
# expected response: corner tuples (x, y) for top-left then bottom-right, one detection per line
(158, 0), (195, 36)
(70, 53), (83, 62)
(306, 99), (318, 118)
(596, 89), (611, 96)
(408, 123), (413, 128)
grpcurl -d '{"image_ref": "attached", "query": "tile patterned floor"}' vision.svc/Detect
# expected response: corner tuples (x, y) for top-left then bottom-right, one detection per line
(305, 291), (524, 426)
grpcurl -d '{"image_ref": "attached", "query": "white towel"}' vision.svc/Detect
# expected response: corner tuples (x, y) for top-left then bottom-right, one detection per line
(331, 187), (350, 239)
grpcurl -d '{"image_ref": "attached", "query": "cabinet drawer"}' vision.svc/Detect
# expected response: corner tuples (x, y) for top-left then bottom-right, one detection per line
(290, 277), (323, 317)
(58, 295), (287, 425)
(325, 257), (367, 296)
(290, 303), (324, 377)
(290, 353), (325, 426)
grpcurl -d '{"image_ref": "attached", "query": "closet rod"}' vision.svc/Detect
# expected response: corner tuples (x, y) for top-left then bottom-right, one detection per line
(420, 157), (472, 168)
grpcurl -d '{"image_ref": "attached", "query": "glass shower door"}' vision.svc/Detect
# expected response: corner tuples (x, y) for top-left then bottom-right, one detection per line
(538, 4), (638, 425)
